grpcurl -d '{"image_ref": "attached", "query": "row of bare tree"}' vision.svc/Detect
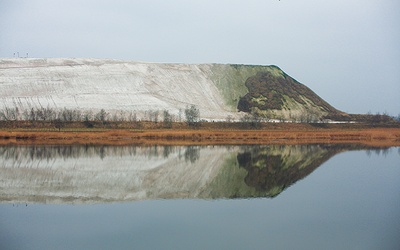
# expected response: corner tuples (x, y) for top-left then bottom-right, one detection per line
(0, 105), (201, 127)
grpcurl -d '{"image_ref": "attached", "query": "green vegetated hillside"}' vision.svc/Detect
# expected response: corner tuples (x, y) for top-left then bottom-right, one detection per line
(209, 64), (284, 110)
(210, 64), (347, 121)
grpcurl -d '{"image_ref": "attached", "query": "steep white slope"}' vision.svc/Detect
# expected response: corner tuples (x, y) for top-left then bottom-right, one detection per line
(0, 58), (235, 120)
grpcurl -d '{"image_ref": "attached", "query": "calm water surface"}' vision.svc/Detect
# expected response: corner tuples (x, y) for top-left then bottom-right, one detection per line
(0, 145), (399, 250)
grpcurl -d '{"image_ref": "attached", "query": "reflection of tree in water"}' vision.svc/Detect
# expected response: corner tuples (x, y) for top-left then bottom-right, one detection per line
(0, 145), (206, 164)
(236, 145), (392, 197)
(365, 147), (393, 157)
(184, 146), (200, 163)
(0, 145), (181, 161)
(163, 146), (173, 158)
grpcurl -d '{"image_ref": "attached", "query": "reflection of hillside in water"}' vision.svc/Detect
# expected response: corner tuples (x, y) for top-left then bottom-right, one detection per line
(0, 145), (391, 204)
(236, 145), (338, 197)
(235, 145), (393, 198)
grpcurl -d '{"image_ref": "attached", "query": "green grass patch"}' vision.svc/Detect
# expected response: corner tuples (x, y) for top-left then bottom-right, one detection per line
(209, 64), (285, 110)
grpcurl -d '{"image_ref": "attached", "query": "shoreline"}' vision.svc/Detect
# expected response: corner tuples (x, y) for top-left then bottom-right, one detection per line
(1, 128), (399, 147)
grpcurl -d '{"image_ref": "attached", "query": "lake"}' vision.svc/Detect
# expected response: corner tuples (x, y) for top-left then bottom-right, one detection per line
(0, 144), (399, 250)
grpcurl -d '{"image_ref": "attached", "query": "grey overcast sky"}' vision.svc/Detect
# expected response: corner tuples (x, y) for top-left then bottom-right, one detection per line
(1, 0), (399, 115)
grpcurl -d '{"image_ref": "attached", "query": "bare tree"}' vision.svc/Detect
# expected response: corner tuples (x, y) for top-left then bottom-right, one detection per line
(185, 105), (200, 127)
(129, 112), (137, 123)
(83, 110), (94, 121)
(178, 108), (183, 122)
(119, 110), (125, 122)
(29, 108), (36, 122)
(148, 110), (159, 123)
(163, 110), (173, 128)
(0, 107), (18, 121)
(95, 109), (108, 124)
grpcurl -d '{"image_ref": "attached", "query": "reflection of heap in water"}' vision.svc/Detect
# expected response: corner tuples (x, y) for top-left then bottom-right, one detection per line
(0, 145), (390, 203)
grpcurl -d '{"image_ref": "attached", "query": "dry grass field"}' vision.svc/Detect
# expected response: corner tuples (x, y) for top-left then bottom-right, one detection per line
(0, 122), (399, 147)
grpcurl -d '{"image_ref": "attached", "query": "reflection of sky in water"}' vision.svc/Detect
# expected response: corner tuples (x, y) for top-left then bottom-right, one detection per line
(0, 149), (399, 250)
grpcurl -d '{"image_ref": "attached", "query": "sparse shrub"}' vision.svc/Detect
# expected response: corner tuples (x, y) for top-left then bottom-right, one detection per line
(83, 120), (94, 128)
(225, 115), (234, 123)
(240, 111), (261, 129)
(53, 119), (65, 131)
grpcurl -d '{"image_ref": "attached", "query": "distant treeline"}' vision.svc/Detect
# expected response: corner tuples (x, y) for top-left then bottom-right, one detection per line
(0, 105), (202, 128)
(0, 106), (170, 123)
(0, 106), (397, 130)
